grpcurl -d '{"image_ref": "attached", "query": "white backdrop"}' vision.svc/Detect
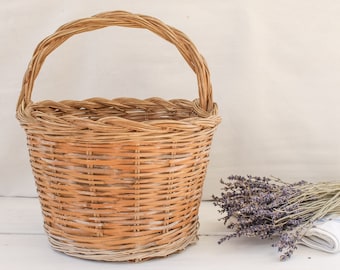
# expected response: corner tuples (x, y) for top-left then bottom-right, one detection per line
(1, 0), (340, 199)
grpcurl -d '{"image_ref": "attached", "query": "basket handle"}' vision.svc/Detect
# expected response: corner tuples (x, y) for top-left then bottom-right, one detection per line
(17, 10), (214, 113)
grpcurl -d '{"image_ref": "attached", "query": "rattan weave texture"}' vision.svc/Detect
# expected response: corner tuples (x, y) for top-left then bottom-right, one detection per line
(16, 10), (221, 262)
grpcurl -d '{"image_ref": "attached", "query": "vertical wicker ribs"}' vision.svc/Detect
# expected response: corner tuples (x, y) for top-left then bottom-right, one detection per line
(16, 11), (220, 261)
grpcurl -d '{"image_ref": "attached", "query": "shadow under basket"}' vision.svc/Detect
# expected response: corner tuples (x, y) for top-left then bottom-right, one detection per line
(16, 10), (221, 262)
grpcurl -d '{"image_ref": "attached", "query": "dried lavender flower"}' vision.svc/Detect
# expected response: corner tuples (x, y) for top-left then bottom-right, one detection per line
(213, 175), (340, 261)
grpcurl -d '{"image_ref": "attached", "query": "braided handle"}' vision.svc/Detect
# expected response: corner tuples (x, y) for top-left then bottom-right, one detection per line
(17, 10), (214, 112)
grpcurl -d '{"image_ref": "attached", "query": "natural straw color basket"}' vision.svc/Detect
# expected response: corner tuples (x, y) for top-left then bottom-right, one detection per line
(16, 10), (221, 262)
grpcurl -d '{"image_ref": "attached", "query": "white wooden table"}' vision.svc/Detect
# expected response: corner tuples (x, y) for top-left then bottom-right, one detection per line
(0, 197), (338, 269)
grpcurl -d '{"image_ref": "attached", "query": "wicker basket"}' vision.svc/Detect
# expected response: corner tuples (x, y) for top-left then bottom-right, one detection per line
(16, 10), (221, 262)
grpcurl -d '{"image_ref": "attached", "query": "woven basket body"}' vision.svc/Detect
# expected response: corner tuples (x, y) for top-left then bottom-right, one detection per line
(16, 11), (221, 262)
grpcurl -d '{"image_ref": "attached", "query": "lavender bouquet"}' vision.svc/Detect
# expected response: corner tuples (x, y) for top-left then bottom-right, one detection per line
(212, 175), (340, 261)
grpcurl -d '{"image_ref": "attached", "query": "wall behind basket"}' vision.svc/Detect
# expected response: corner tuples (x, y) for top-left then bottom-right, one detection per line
(1, 0), (340, 198)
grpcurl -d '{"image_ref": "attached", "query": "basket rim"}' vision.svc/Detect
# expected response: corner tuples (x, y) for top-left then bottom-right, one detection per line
(17, 97), (220, 134)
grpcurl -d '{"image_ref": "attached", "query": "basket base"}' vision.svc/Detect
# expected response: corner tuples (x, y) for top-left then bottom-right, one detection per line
(47, 232), (198, 262)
